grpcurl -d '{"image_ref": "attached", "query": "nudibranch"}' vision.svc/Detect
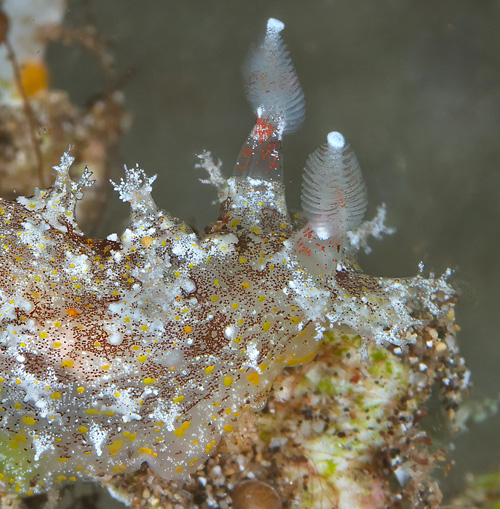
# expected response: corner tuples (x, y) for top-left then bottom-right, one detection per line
(0, 18), (452, 497)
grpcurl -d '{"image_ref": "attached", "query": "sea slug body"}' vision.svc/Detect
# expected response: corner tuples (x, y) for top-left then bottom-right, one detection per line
(0, 18), (454, 497)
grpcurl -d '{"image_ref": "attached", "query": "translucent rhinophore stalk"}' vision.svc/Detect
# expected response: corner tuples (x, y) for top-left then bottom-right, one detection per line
(234, 18), (305, 181)
(301, 131), (368, 241)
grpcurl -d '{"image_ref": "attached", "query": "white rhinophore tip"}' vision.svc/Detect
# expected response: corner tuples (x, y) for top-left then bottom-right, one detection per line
(242, 17), (305, 136)
(327, 131), (345, 149)
(267, 18), (285, 35)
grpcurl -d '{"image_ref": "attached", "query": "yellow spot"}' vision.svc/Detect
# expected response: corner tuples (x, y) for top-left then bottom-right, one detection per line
(137, 447), (156, 456)
(22, 416), (36, 425)
(143, 377), (156, 384)
(223, 376), (233, 387)
(173, 396), (184, 403)
(51, 392), (61, 399)
(54, 321), (61, 327)
(183, 326), (192, 333)
(85, 409), (115, 416)
(176, 465), (184, 473)
(108, 439), (125, 457)
(247, 372), (260, 386)
(205, 365), (214, 375)
(141, 235), (153, 247)
(231, 219), (240, 228)
(173, 421), (191, 437)
(262, 321), (271, 332)
(53, 342), (62, 348)
(223, 424), (233, 433)
(20, 61), (48, 96)
(14, 402), (22, 409)
(211, 295), (218, 302)
(58, 457), (68, 463)
(234, 337), (242, 344)
(74, 284), (82, 289)
(258, 296), (266, 302)
(78, 426), (88, 433)
(138, 355), (147, 363)
(214, 279), (219, 286)
(102, 364), (110, 370)
(232, 303), (239, 309)
(287, 351), (317, 367)
(77, 387), (85, 393)
(141, 325), (149, 332)
(61, 360), (73, 369)
(56, 475), (67, 483)
(250, 227), (260, 234)
(113, 465), (127, 474)
(39, 332), (48, 339)
(239, 257), (246, 264)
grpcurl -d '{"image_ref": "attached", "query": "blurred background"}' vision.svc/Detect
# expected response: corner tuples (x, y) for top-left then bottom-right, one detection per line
(43, 0), (500, 505)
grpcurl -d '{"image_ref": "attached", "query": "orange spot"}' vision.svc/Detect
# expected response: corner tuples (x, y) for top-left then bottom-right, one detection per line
(141, 235), (152, 248)
(66, 308), (78, 317)
(20, 61), (48, 97)
(254, 117), (275, 142)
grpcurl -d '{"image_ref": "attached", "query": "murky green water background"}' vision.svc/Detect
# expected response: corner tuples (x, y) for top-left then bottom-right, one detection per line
(48, 1), (500, 505)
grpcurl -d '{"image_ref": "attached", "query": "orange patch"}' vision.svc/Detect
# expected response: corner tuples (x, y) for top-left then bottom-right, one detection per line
(20, 61), (48, 97)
